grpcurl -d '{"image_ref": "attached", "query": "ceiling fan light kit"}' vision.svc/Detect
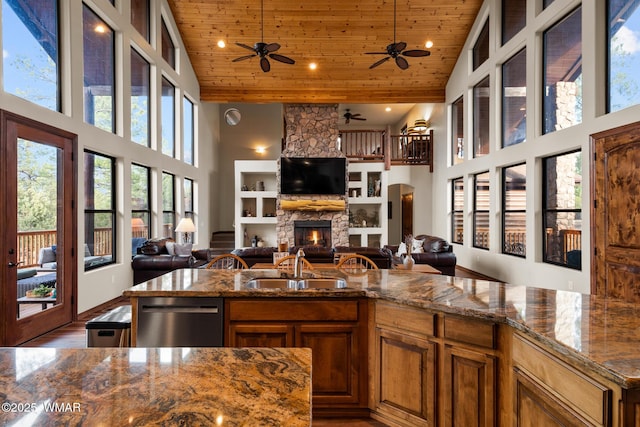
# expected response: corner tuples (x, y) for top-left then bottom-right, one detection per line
(232, 0), (296, 72)
(233, 0), (429, 72)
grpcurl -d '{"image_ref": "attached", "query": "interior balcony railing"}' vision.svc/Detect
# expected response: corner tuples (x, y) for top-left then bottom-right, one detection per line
(339, 128), (434, 171)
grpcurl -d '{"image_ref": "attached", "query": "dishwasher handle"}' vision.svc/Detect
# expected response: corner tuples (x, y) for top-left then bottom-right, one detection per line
(141, 305), (220, 314)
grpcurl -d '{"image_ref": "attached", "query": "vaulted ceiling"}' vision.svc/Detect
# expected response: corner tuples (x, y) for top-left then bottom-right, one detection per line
(167, 0), (483, 104)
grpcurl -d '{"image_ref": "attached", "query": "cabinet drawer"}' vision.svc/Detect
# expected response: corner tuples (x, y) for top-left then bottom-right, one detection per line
(513, 334), (610, 426)
(376, 301), (436, 337)
(228, 299), (360, 321)
(443, 315), (495, 349)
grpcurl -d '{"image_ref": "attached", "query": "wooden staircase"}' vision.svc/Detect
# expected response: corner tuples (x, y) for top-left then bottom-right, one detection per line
(209, 231), (236, 255)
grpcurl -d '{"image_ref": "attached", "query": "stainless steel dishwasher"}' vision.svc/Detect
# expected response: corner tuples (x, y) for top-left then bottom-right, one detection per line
(136, 297), (223, 347)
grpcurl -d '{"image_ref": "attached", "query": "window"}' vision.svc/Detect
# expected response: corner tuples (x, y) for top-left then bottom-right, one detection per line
(84, 151), (115, 270)
(543, 7), (582, 135)
(2, 0), (59, 111)
(162, 172), (176, 239)
(608, 0), (640, 113)
(131, 164), (151, 239)
(161, 18), (176, 68)
(473, 76), (490, 157)
(184, 178), (194, 220)
(544, 0), (556, 9)
(473, 171), (490, 249)
(131, 48), (150, 146)
(473, 19), (490, 70)
(183, 97), (195, 164)
(131, 0), (150, 42)
(451, 96), (464, 165)
(502, 48), (527, 148)
(161, 77), (175, 157)
(502, 0), (526, 45)
(543, 151), (582, 269)
(83, 4), (115, 133)
(502, 163), (526, 257)
(452, 178), (464, 244)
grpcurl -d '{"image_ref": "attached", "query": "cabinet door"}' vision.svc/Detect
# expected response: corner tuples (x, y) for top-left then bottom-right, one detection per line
(296, 323), (365, 407)
(374, 327), (436, 426)
(443, 344), (496, 427)
(228, 323), (294, 347)
(514, 367), (595, 427)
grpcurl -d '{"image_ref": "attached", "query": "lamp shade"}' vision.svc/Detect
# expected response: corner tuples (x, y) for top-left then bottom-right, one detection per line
(414, 119), (429, 131)
(175, 218), (196, 233)
(131, 218), (145, 229)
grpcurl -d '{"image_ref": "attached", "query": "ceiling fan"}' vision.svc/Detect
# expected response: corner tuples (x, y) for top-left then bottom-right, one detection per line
(344, 109), (367, 124)
(232, 0), (295, 72)
(366, 0), (431, 70)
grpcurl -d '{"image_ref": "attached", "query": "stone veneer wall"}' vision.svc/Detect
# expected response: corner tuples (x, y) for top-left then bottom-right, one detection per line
(276, 104), (349, 248)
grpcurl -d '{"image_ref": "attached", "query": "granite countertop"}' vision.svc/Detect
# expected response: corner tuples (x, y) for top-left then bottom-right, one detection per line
(0, 347), (311, 426)
(124, 268), (640, 388)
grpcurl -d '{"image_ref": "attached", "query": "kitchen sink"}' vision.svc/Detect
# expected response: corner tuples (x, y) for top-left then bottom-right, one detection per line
(244, 278), (298, 289)
(244, 278), (348, 290)
(297, 278), (348, 289)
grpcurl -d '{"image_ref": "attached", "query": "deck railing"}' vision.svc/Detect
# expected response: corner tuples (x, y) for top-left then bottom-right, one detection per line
(339, 129), (433, 171)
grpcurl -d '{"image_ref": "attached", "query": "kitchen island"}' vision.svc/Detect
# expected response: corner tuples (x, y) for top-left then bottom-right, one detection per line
(0, 346), (311, 425)
(123, 267), (640, 425)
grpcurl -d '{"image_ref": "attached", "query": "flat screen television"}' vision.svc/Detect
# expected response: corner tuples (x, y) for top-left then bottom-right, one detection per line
(280, 157), (346, 195)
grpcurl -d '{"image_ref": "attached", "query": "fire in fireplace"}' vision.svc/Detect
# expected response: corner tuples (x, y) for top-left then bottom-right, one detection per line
(294, 220), (331, 247)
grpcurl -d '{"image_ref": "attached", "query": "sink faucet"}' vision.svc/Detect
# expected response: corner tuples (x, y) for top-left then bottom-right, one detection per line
(294, 248), (306, 278)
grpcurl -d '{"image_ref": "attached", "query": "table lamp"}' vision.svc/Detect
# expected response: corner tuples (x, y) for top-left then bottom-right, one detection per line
(175, 218), (196, 244)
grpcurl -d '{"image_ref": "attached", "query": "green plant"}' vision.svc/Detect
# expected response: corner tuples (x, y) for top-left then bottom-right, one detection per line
(32, 285), (53, 297)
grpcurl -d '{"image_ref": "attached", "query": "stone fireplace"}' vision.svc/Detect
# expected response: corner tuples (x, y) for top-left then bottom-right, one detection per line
(294, 220), (332, 247)
(276, 104), (349, 248)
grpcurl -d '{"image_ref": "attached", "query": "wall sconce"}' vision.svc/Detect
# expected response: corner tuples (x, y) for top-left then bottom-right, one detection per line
(255, 146), (266, 155)
(175, 218), (196, 244)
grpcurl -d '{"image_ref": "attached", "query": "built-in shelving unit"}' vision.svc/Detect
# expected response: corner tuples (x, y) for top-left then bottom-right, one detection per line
(235, 160), (278, 248)
(235, 160), (388, 248)
(347, 163), (388, 247)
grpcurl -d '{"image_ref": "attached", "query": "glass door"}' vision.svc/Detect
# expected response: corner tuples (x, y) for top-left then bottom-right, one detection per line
(1, 111), (75, 346)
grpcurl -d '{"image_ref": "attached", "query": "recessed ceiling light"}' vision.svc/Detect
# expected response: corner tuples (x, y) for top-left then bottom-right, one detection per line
(309, 62), (317, 70)
(425, 40), (434, 49)
(217, 40), (226, 48)
(385, 107), (391, 112)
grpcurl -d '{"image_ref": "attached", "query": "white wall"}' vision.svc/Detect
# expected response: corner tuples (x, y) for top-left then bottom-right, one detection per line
(1, 1), (217, 312)
(433, 0), (640, 292)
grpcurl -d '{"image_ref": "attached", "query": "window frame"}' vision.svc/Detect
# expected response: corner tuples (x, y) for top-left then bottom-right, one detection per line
(451, 177), (464, 245)
(83, 150), (116, 271)
(502, 163), (526, 258)
(130, 47), (150, 147)
(183, 96), (195, 165)
(451, 96), (464, 165)
(542, 150), (582, 270)
(502, 47), (527, 148)
(161, 17), (176, 68)
(131, 163), (152, 240)
(473, 171), (490, 250)
(473, 18), (490, 71)
(161, 76), (175, 157)
(473, 76), (490, 158)
(162, 172), (176, 240)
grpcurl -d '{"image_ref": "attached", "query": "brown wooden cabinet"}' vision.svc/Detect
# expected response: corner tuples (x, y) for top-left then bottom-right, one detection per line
(226, 298), (368, 417)
(371, 301), (501, 427)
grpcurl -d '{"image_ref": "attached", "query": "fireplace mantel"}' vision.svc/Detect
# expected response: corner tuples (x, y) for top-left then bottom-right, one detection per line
(280, 199), (346, 212)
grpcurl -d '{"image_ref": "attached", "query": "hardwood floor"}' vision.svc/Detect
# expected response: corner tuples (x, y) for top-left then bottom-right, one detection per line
(18, 266), (492, 426)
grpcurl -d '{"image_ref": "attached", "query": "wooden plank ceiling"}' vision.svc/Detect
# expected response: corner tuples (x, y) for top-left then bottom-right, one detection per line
(167, 0), (483, 104)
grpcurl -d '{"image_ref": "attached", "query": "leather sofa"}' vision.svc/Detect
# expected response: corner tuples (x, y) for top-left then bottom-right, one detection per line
(131, 237), (211, 284)
(231, 247), (278, 267)
(333, 246), (394, 269)
(384, 234), (457, 276)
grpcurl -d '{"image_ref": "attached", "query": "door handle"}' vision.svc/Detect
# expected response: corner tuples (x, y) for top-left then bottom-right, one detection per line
(8, 261), (24, 268)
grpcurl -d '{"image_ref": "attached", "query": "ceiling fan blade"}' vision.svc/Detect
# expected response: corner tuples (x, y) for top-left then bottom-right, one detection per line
(265, 43), (281, 52)
(269, 53), (295, 64)
(393, 41), (407, 52)
(260, 57), (271, 72)
(236, 42), (256, 52)
(403, 49), (431, 57)
(232, 54), (257, 62)
(396, 56), (409, 70)
(352, 117), (367, 121)
(369, 56), (391, 69)
(365, 51), (388, 55)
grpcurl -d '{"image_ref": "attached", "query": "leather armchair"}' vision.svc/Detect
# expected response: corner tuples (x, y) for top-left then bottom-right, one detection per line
(385, 235), (457, 275)
(231, 247), (277, 267)
(334, 246), (394, 269)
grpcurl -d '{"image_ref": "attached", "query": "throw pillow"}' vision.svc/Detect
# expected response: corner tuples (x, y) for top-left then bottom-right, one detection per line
(411, 238), (425, 253)
(396, 242), (407, 256)
(174, 243), (193, 256)
(51, 244), (57, 255)
(165, 241), (176, 255)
